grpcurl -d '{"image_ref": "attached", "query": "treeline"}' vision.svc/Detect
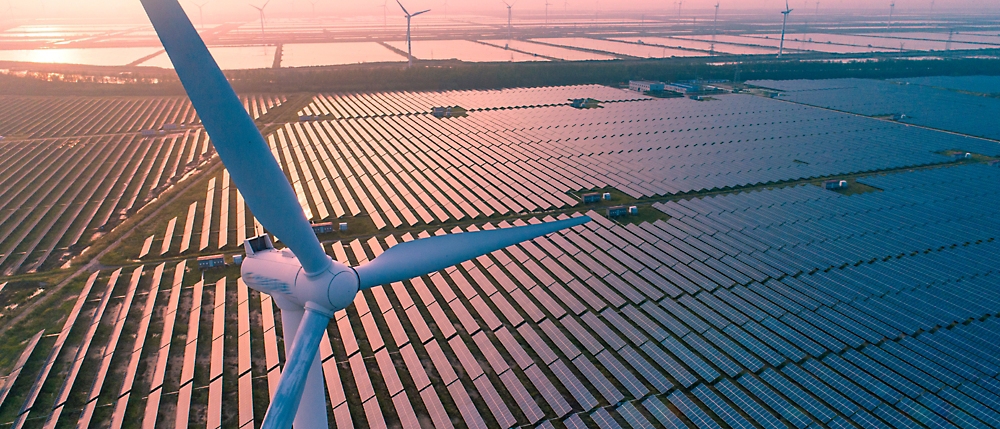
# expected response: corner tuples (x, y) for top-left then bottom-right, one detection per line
(2, 54), (999, 97)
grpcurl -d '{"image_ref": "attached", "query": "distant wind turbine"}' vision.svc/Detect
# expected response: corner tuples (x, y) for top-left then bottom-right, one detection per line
(711, 2), (719, 55)
(397, 0), (430, 68)
(250, 0), (270, 43)
(778, 0), (792, 58)
(545, 0), (551, 25)
(378, 1), (387, 30)
(502, 1), (515, 44)
(308, 0), (316, 15)
(193, 0), (209, 29)
(712, 2), (719, 35)
(887, 1), (895, 29)
(3, 1), (13, 23)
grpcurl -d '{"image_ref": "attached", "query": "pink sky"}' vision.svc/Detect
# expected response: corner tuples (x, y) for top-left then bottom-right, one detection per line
(5, 0), (994, 23)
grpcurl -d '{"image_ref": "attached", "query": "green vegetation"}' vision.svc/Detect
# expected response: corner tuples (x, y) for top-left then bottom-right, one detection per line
(937, 150), (998, 164)
(2, 56), (1000, 96)
(614, 206), (672, 226)
(568, 187), (637, 209)
(0, 273), (89, 372)
(98, 160), (225, 267)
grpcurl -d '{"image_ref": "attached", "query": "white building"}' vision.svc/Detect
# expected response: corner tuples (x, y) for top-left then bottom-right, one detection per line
(629, 80), (666, 92)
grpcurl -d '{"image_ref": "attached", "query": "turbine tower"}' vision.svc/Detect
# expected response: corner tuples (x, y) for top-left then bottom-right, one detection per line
(887, 1), (895, 29)
(545, 0), (551, 25)
(250, 0), (270, 43)
(502, 1), (515, 46)
(711, 2), (719, 55)
(378, 1), (387, 30)
(397, 0), (430, 68)
(3, 1), (14, 25)
(138, 1), (590, 429)
(778, 0), (792, 58)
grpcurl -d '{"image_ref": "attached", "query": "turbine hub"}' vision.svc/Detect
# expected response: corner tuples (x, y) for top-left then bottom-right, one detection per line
(241, 237), (359, 314)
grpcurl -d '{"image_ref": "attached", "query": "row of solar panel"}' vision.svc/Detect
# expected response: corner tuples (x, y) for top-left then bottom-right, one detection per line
(13, 196), (1000, 421)
(749, 78), (1000, 143)
(146, 89), (987, 259)
(297, 85), (648, 119)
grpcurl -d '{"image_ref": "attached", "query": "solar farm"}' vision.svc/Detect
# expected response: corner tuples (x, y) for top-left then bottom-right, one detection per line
(1, 74), (1000, 429)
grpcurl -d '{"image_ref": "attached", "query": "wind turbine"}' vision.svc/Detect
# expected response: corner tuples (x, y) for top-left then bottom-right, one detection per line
(545, 0), (551, 25)
(778, 0), (792, 58)
(191, 0), (209, 29)
(378, 0), (388, 30)
(502, 1), (515, 46)
(887, 1), (895, 29)
(398, 0), (429, 68)
(4, 1), (15, 25)
(308, 0), (316, 15)
(138, 1), (589, 429)
(250, 0), (270, 43)
(711, 2), (719, 55)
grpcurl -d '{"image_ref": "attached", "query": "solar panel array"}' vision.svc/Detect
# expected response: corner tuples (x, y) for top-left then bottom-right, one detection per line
(748, 77), (1000, 143)
(297, 84), (648, 119)
(13, 163), (1000, 428)
(0, 95), (282, 139)
(891, 75), (1000, 95)
(0, 95), (282, 275)
(163, 88), (992, 256)
(4, 82), (1000, 429)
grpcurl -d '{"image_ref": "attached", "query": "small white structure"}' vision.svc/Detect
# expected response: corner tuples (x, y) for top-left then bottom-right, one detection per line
(339, 222), (349, 232)
(824, 180), (848, 190)
(953, 152), (972, 160)
(602, 192), (612, 201)
(629, 206), (638, 215)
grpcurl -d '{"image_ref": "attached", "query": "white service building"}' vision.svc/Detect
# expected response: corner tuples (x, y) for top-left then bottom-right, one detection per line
(629, 80), (666, 92)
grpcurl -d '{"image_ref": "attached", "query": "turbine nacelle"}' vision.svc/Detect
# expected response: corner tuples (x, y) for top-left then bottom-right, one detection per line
(241, 235), (359, 315)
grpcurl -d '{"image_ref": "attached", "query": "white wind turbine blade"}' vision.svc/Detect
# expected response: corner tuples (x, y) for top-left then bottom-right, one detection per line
(396, 0), (410, 16)
(261, 306), (330, 429)
(139, 0), (332, 275)
(412, 8), (430, 16)
(276, 307), (327, 429)
(356, 216), (590, 289)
